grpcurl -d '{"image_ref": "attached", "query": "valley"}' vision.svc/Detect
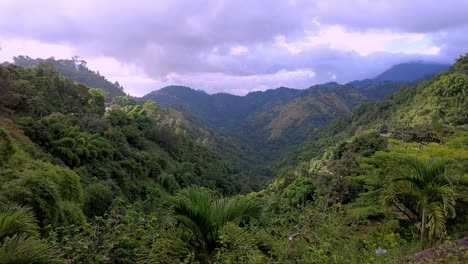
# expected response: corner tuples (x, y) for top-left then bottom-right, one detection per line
(0, 55), (466, 263)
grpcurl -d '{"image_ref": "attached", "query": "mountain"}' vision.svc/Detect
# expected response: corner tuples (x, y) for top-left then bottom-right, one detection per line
(143, 82), (366, 162)
(161, 106), (271, 179)
(144, 61), (451, 127)
(350, 62), (450, 88)
(348, 61), (450, 100)
(10, 55), (126, 98)
(142, 61), (451, 162)
(143, 85), (302, 128)
(1, 54), (466, 263)
(286, 56), (467, 166)
(352, 80), (407, 101)
(233, 83), (364, 147)
(374, 61), (451, 82)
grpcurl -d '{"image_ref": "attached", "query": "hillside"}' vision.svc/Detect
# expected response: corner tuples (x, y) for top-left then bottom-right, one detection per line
(142, 61), (450, 163)
(231, 83), (366, 160)
(0, 63), (255, 211)
(348, 61), (450, 100)
(143, 85), (302, 127)
(162, 107), (270, 179)
(259, 55), (467, 263)
(144, 83), (366, 161)
(11, 56), (126, 98)
(375, 61), (451, 82)
(1, 55), (466, 263)
(286, 56), (467, 166)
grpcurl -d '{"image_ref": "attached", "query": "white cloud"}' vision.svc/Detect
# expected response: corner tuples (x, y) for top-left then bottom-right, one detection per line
(275, 26), (440, 56)
(0, 0), (464, 96)
(229, 45), (249, 56)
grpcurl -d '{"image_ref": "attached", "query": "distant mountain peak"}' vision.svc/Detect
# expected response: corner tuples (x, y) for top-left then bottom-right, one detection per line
(346, 60), (451, 100)
(157, 85), (207, 94)
(374, 61), (450, 82)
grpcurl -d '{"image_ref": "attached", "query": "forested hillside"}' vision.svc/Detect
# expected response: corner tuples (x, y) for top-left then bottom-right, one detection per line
(0, 55), (466, 263)
(144, 62), (449, 165)
(144, 83), (367, 162)
(10, 56), (126, 98)
(143, 86), (303, 128)
(0, 62), (258, 229)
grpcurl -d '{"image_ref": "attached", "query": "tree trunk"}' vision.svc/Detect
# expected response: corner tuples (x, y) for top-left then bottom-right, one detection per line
(420, 197), (428, 246)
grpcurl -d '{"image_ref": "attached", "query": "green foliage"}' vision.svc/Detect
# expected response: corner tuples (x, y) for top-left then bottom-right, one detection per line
(148, 187), (266, 263)
(0, 128), (86, 228)
(213, 223), (273, 263)
(333, 131), (387, 159)
(4, 172), (62, 228)
(83, 182), (114, 218)
(0, 205), (61, 264)
(281, 177), (315, 206)
(12, 56), (125, 98)
(0, 54), (466, 263)
(88, 88), (106, 115)
(0, 128), (15, 166)
(381, 157), (461, 243)
(0, 205), (38, 239)
(50, 204), (162, 264)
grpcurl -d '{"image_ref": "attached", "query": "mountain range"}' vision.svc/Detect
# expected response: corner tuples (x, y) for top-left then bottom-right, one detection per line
(142, 61), (451, 165)
(6, 56), (452, 173)
(1, 54), (466, 263)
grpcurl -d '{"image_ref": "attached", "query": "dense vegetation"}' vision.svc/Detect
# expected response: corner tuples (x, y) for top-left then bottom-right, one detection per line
(0, 55), (466, 263)
(143, 62), (450, 171)
(10, 56), (126, 98)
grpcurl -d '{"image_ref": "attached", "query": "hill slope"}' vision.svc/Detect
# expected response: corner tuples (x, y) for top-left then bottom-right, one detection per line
(375, 61), (450, 82)
(144, 83), (367, 161)
(143, 85), (302, 127)
(286, 56), (467, 165)
(348, 61), (450, 100)
(11, 56), (126, 98)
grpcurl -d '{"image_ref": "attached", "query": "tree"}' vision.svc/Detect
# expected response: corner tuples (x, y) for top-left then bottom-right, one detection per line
(0, 128), (15, 166)
(155, 187), (267, 263)
(0, 204), (61, 264)
(381, 157), (459, 244)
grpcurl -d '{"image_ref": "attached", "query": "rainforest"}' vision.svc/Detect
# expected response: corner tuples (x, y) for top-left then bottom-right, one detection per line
(0, 53), (466, 263)
(1, 1), (468, 263)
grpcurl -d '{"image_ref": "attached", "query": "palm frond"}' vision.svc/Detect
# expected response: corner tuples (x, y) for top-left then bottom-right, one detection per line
(172, 187), (213, 239)
(427, 184), (457, 219)
(0, 234), (61, 264)
(169, 186), (267, 262)
(425, 202), (446, 241)
(382, 156), (462, 242)
(218, 196), (265, 227)
(0, 204), (38, 239)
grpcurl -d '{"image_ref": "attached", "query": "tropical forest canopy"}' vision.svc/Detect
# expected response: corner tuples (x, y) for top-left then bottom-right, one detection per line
(0, 55), (467, 263)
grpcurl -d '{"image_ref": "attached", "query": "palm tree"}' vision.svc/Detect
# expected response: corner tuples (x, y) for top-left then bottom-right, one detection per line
(0, 204), (61, 264)
(381, 157), (458, 244)
(158, 187), (268, 263)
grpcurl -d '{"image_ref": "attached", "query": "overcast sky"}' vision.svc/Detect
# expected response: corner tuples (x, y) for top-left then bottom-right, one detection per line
(1, 0), (467, 96)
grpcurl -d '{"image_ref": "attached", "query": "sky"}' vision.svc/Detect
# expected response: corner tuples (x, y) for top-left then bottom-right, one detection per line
(0, 0), (467, 96)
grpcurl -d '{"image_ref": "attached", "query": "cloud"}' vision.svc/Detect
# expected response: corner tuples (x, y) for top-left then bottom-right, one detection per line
(274, 26), (439, 56)
(306, 0), (468, 32)
(0, 0), (466, 96)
